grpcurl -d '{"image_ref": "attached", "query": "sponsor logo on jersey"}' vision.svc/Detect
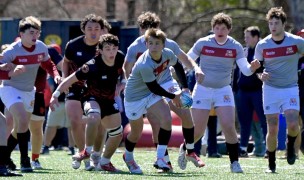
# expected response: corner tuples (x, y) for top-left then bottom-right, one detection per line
(77, 52), (82, 56)
(263, 45), (298, 58)
(13, 53), (44, 65)
(265, 51), (275, 56)
(18, 58), (28, 63)
(202, 46), (237, 58)
(102, 75), (107, 79)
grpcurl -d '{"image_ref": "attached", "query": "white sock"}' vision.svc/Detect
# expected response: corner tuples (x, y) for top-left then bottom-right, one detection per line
(99, 156), (110, 165)
(186, 143), (194, 150)
(124, 149), (134, 161)
(164, 155), (170, 163)
(157, 145), (167, 159)
(92, 151), (101, 156)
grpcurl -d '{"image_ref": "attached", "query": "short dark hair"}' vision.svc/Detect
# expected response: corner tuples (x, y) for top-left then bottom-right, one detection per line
(80, 14), (105, 31)
(266, 7), (287, 24)
(244, 26), (260, 38)
(137, 11), (161, 29)
(98, 34), (119, 49)
(144, 28), (166, 44)
(211, 13), (232, 30)
(19, 16), (41, 33)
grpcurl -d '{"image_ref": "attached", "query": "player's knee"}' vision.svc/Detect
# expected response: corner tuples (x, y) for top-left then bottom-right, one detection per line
(85, 109), (101, 124)
(107, 125), (123, 138)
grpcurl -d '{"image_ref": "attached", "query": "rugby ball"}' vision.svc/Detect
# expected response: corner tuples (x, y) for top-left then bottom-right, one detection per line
(72, 160), (81, 169)
(180, 91), (193, 109)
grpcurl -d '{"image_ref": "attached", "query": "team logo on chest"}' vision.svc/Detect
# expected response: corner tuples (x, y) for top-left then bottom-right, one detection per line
(223, 95), (231, 103)
(101, 75), (107, 80)
(225, 50), (233, 57)
(154, 59), (169, 76)
(289, 98), (297, 106)
(77, 52), (82, 56)
(286, 47), (294, 55)
(37, 54), (44, 62)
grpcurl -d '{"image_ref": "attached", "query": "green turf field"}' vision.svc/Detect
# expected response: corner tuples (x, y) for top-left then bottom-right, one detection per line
(9, 148), (304, 179)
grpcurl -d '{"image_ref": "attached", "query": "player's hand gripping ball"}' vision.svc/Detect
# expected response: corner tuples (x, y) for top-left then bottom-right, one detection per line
(180, 91), (193, 109)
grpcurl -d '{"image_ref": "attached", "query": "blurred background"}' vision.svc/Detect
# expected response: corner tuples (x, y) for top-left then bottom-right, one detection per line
(0, 0), (304, 53)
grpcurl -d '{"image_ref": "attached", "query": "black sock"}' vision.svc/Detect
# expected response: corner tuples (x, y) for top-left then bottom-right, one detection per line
(267, 150), (276, 163)
(158, 128), (171, 145)
(182, 127), (194, 154)
(287, 135), (297, 147)
(0, 146), (8, 165)
(226, 142), (239, 164)
(17, 130), (30, 159)
(7, 134), (18, 158)
(125, 137), (136, 152)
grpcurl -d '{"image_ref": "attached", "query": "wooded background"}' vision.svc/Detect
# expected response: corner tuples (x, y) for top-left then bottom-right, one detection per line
(0, 0), (303, 50)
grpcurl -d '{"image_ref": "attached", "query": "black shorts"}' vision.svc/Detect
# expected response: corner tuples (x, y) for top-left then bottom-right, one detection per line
(32, 92), (45, 116)
(83, 96), (119, 119)
(65, 85), (86, 101)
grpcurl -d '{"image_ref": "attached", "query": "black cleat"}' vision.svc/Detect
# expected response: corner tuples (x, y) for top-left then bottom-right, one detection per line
(287, 141), (296, 165)
(0, 165), (22, 177)
(6, 158), (17, 171)
(265, 161), (276, 173)
(20, 157), (33, 172)
(239, 150), (249, 158)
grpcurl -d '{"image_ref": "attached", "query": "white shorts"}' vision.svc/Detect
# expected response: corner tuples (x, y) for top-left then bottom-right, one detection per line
(263, 84), (299, 114)
(192, 84), (235, 109)
(0, 85), (35, 112)
(160, 79), (182, 102)
(31, 114), (45, 121)
(46, 102), (71, 128)
(124, 93), (163, 120)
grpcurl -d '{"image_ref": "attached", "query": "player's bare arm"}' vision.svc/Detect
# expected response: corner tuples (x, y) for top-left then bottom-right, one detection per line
(122, 59), (135, 79)
(177, 52), (204, 84)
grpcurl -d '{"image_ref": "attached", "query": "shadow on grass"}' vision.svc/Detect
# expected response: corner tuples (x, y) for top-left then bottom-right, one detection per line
(101, 171), (204, 178)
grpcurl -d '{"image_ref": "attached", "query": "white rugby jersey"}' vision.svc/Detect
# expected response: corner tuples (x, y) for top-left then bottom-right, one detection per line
(125, 48), (177, 102)
(255, 32), (304, 88)
(1, 40), (49, 91)
(187, 35), (245, 88)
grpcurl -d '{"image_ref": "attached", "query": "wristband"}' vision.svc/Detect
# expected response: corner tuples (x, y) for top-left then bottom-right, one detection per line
(52, 90), (61, 98)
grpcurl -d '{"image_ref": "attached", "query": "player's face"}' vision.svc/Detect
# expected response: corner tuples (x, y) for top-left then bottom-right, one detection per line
(20, 27), (40, 48)
(268, 18), (285, 37)
(213, 24), (231, 43)
(146, 37), (164, 58)
(83, 22), (103, 43)
(100, 43), (118, 62)
(244, 31), (258, 48)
